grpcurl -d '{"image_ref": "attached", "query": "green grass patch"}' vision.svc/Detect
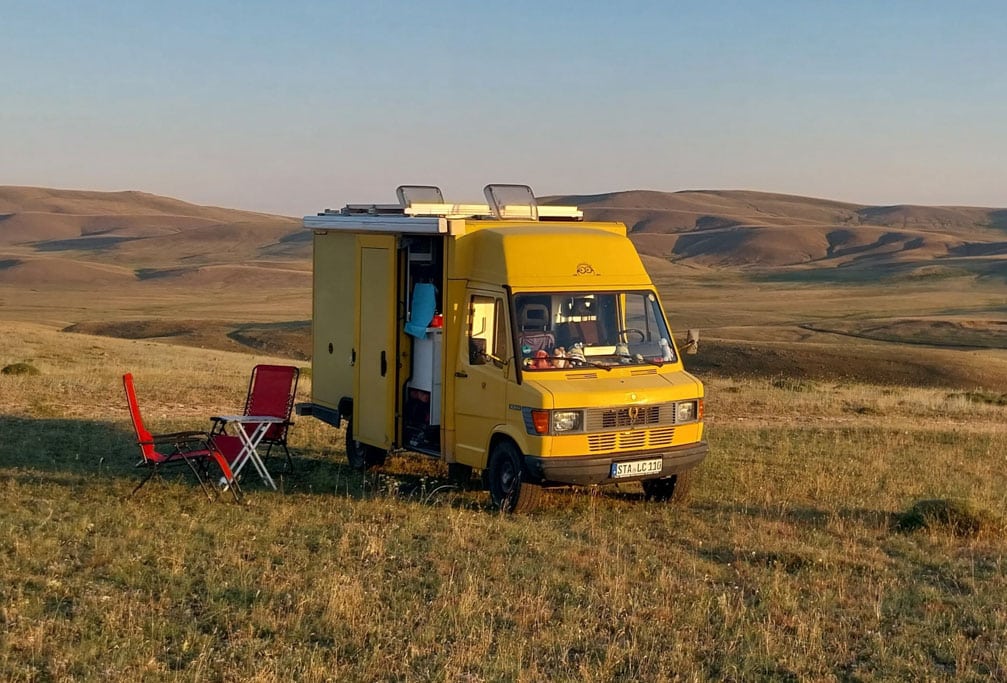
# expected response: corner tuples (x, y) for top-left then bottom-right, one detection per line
(896, 499), (1004, 538)
(2, 362), (40, 375)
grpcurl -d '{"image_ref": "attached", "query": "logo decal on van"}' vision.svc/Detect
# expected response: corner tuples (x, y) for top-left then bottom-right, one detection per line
(574, 263), (600, 276)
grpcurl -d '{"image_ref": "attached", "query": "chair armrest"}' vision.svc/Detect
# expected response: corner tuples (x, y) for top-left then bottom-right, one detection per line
(208, 417), (227, 436)
(152, 430), (212, 441)
(152, 431), (215, 449)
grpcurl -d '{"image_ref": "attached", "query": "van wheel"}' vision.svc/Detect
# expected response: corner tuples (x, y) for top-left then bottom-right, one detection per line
(642, 470), (692, 503)
(487, 441), (542, 513)
(345, 419), (386, 471)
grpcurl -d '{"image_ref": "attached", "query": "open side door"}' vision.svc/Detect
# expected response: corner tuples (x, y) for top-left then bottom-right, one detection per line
(353, 234), (397, 449)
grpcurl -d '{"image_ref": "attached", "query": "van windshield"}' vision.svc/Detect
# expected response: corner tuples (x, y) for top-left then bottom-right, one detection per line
(514, 291), (677, 371)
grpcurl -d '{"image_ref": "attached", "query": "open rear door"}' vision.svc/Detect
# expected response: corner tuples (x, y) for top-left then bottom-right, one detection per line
(353, 234), (397, 449)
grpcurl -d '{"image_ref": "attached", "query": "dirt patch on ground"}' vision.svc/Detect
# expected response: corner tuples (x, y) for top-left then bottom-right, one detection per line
(801, 318), (1007, 350)
(684, 338), (1007, 389)
(63, 320), (1007, 389)
(65, 319), (311, 360)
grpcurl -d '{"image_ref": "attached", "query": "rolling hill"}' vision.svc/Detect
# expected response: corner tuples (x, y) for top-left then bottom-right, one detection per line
(0, 186), (307, 289)
(4, 185), (1004, 275)
(2, 185), (1005, 383)
(546, 189), (1007, 273)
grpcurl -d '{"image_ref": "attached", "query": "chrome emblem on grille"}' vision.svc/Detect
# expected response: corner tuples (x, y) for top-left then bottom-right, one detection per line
(628, 405), (640, 427)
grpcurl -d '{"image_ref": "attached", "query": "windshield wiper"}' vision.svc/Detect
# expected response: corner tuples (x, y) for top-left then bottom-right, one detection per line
(567, 357), (613, 372)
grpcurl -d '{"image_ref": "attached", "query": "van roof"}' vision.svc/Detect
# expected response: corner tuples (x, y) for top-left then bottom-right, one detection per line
(452, 223), (652, 289)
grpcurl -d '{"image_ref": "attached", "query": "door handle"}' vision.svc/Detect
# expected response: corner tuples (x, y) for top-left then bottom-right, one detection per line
(380, 351), (387, 377)
(455, 371), (468, 378)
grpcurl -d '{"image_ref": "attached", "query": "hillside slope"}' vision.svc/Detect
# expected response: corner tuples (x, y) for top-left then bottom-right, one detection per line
(546, 189), (1007, 271)
(1, 185), (1004, 368)
(0, 186), (307, 289)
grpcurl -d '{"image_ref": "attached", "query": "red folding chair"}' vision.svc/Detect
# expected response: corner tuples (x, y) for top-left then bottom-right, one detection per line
(123, 373), (240, 501)
(212, 364), (299, 473)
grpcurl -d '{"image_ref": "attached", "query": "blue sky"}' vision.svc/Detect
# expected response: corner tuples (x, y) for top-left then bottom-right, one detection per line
(1, 1), (1005, 215)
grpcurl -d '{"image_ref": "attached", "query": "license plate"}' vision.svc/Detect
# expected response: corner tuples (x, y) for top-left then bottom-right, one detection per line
(610, 458), (663, 478)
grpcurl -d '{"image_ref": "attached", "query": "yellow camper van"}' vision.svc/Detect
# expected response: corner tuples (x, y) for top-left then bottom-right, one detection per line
(297, 184), (707, 511)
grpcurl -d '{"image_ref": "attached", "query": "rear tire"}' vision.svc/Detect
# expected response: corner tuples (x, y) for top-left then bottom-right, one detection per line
(487, 440), (542, 513)
(344, 418), (387, 471)
(642, 470), (693, 503)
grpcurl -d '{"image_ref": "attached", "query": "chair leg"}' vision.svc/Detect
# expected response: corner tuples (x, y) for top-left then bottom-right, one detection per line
(129, 469), (157, 498)
(182, 455), (215, 501)
(208, 450), (243, 503)
(263, 441), (293, 474)
(281, 443), (294, 474)
(196, 457), (232, 502)
(226, 477), (243, 503)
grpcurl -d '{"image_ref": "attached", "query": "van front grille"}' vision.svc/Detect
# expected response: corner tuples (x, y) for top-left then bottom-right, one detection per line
(584, 403), (675, 431)
(587, 427), (677, 453)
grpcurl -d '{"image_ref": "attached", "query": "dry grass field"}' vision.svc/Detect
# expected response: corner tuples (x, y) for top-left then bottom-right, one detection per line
(2, 186), (1007, 680)
(3, 320), (1007, 680)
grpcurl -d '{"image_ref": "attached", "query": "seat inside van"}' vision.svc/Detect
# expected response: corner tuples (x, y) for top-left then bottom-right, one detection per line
(518, 303), (554, 352)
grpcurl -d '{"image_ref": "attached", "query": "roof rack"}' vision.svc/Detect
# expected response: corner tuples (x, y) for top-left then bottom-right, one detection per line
(321, 184), (582, 221)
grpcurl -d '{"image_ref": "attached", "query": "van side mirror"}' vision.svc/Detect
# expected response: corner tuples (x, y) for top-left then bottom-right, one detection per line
(469, 338), (487, 365)
(684, 329), (700, 355)
(469, 338), (506, 368)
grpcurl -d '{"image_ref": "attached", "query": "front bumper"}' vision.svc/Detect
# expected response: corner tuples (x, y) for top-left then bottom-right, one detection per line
(524, 441), (708, 487)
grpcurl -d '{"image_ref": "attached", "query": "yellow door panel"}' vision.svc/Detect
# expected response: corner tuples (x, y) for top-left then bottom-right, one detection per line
(354, 235), (396, 448)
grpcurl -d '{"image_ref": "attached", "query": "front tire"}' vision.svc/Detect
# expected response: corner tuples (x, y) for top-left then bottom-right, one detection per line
(344, 418), (386, 471)
(487, 440), (542, 513)
(642, 470), (693, 503)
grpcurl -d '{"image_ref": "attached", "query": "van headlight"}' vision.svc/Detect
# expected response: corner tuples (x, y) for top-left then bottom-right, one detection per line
(552, 411), (584, 433)
(675, 400), (697, 423)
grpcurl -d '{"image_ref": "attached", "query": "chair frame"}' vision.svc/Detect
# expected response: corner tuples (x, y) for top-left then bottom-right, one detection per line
(212, 364), (299, 474)
(123, 373), (241, 502)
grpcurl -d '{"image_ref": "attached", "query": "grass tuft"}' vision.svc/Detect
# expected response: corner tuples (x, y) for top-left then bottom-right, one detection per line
(951, 391), (1007, 406)
(843, 401), (882, 415)
(895, 498), (1003, 538)
(2, 361), (40, 375)
(771, 377), (817, 392)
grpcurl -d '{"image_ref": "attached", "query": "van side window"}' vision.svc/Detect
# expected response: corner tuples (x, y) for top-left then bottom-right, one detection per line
(467, 295), (505, 365)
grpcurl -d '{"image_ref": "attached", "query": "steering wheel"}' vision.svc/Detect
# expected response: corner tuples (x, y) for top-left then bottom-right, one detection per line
(617, 328), (646, 343)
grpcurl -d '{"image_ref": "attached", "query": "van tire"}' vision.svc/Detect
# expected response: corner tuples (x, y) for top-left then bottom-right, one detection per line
(345, 419), (386, 471)
(487, 440), (542, 513)
(642, 470), (692, 503)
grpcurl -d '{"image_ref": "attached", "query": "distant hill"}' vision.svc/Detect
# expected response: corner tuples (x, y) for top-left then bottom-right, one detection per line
(2, 185), (1004, 372)
(0, 186), (307, 288)
(545, 189), (1007, 272)
(5, 185), (1004, 274)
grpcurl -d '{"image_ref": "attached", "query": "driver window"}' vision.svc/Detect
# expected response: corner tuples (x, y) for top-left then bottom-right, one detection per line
(467, 295), (505, 365)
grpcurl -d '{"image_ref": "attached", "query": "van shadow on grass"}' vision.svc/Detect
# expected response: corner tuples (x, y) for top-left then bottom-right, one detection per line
(664, 502), (901, 579)
(0, 414), (366, 500)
